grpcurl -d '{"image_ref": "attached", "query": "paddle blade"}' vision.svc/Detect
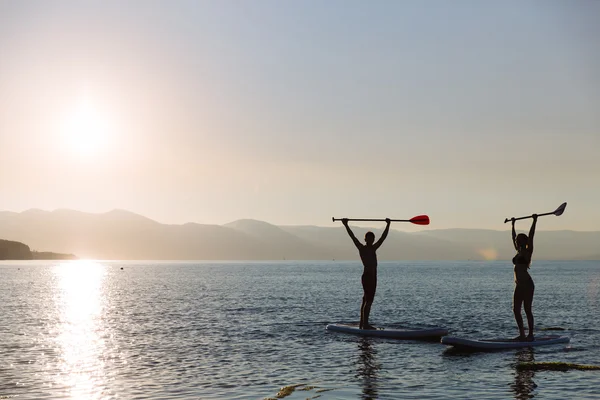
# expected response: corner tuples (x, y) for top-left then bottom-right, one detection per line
(410, 215), (430, 225)
(553, 202), (567, 217)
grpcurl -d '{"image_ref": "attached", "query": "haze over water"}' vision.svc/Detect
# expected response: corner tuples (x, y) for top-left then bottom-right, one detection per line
(2, 260), (599, 399)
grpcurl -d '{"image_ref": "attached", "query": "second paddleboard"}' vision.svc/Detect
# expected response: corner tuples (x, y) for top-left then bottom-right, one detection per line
(441, 335), (570, 350)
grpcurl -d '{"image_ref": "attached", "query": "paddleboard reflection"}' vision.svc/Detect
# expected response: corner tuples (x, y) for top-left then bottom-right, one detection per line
(511, 348), (537, 399)
(355, 337), (381, 400)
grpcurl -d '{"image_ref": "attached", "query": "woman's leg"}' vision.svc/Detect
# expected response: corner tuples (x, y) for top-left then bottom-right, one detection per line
(524, 284), (535, 339)
(513, 287), (526, 339)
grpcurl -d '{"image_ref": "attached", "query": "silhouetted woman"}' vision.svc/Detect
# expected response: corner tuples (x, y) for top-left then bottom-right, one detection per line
(511, 214), (537, 341)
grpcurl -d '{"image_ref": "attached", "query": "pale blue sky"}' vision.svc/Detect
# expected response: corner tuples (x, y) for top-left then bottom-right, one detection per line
(0, 1), (598, 230)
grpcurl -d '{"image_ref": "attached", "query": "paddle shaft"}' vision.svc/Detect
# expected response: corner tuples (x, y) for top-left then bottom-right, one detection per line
(504, 211), (554, 224)
(333, 218), (413, 222)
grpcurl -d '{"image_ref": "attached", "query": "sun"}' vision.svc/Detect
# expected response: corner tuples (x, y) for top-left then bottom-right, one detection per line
(62, 96), (114, 156)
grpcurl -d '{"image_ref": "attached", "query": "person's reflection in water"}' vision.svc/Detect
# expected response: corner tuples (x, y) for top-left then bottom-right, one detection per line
(355, 337), (381, 400)
(511, 348), (537, 399)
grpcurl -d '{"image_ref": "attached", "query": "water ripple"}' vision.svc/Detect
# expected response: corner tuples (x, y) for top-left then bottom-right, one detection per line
(0, 260), (598, 399)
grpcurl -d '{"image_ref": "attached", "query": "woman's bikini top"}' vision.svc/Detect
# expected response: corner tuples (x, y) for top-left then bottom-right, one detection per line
(513, 250), (533, 285)
(513, 251), (531, 268)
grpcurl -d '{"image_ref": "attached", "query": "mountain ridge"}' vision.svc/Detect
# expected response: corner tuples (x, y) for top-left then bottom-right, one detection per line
(0, 209), (598, 261)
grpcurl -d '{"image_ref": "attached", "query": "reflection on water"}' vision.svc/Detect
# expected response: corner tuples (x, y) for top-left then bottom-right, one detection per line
(355, 338), (381, 400)
(1, 260), (597, 399)
(53, 261), (107, 399)
(511, 348), (537, 399)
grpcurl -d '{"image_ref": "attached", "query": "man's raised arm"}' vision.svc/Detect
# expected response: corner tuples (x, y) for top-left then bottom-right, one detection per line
(343, 218), (362, 249)
(374, 218), (391, 249)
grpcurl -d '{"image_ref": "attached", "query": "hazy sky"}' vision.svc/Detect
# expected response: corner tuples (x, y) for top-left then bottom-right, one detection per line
(0, 1), (598, 230)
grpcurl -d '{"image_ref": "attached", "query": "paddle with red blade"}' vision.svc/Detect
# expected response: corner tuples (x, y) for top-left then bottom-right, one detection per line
(504, 202), (567, 223)
(332, 215), (430, 225)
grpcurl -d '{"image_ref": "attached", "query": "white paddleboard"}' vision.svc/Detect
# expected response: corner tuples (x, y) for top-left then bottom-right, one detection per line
(441, 335), (570, 350)
(326, 323), (448, 339)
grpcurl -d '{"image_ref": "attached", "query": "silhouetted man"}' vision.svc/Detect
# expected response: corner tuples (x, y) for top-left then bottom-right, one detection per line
(342, 218), (391, 329)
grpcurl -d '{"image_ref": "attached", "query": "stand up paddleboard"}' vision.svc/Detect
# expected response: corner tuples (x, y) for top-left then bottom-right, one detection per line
(326, 323), (448, 340)
(441, 335), (570, 351)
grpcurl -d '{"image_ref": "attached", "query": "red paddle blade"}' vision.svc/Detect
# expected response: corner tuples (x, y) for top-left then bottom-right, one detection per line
(410, 215), (430, 225)
(553, 202), (567, 217)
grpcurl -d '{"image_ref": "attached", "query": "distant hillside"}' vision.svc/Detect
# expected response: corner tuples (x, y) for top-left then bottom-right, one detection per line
(0, 238), (76, 260)
(31, 252), (77, 260)
(0, 239), (31, 260)
(0, 210), (324, 260)
(0, 209), (598, 260)
(224, 219), (331, 260)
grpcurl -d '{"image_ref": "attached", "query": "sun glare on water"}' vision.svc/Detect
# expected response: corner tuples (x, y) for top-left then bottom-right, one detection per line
(54, 261), (108, 398)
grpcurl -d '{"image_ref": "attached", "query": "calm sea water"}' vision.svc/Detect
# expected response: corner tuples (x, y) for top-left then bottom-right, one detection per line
(1, 260), (599, 399)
